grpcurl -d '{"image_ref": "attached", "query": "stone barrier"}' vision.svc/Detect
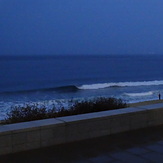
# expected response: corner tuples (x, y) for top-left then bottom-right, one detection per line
(0, 103), (163, 155)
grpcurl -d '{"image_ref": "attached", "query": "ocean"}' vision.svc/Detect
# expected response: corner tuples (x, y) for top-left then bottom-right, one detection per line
(0, 55), (163, 120)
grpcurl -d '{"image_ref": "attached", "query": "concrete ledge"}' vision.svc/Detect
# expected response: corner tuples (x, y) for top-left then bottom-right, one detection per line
(0, 103), (163, 155)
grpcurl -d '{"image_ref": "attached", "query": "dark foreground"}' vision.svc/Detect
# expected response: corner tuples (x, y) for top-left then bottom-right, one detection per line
(1, 125), (163, 163)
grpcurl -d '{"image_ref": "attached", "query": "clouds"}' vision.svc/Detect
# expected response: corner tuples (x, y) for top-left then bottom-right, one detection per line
(0, 0), (163, 55)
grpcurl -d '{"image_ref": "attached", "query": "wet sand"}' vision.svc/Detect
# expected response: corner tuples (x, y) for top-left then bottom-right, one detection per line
(129, 99), (163, 107)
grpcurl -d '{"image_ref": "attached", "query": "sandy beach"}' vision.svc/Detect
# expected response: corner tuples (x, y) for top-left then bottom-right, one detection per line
(129, 99), (163, 107)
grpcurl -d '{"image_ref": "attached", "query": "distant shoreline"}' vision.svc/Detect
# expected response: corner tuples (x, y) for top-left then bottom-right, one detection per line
(129, 99), (163, 107)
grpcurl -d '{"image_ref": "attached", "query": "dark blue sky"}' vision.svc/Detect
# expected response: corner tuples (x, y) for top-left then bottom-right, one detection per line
(0, 0), (163, 55)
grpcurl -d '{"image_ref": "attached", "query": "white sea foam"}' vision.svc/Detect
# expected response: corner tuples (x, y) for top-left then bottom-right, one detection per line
(78, 80), (163, 90)
(124, 91), (153, 97)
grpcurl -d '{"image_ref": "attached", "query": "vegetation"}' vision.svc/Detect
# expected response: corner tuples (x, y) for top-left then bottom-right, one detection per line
(3, 97), (127, 124)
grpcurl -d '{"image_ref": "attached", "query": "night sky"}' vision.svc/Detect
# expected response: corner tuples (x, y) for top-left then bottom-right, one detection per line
(0, 0), (163, 55)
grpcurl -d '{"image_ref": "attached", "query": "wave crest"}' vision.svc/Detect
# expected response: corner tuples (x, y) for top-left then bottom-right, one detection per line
(78, 80), (163, 90)
(124, 91), (153, 97)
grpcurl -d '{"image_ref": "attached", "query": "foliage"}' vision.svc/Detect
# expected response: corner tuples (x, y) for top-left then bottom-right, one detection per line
(3, 97), (127, 124)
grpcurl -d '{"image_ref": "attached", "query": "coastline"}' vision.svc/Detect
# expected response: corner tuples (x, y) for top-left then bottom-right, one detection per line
(129, 99), (163, 107)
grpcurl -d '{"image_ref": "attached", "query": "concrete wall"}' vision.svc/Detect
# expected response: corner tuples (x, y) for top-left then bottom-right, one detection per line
(0, 103), (163, 155)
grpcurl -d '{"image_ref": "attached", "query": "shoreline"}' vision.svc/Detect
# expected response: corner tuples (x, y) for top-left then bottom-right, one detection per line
(129, 99), (163, 107)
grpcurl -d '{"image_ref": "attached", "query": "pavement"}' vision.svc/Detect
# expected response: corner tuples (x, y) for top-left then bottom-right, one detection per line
(1, 125), (163, 163)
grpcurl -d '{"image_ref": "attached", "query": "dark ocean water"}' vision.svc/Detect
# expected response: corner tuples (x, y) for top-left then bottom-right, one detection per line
(0, 55), (163, 119)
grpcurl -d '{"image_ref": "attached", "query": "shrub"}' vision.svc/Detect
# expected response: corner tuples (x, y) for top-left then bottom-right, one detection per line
(5, 104), (47, 124)
(3, 97), (127, 124)
(69, 97), (127, 115)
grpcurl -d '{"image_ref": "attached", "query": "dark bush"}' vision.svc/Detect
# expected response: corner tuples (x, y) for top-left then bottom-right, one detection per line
(3, 97), (127, 124)
(5, 104), (47, 124)
(69, 97), (127, 115)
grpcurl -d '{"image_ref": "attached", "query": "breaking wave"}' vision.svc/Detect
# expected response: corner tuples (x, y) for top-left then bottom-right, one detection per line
(124, 91), (153, 97)
(78, 80), (163, 90)
(1, 80), (163, 94)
